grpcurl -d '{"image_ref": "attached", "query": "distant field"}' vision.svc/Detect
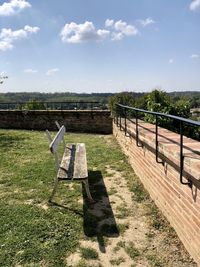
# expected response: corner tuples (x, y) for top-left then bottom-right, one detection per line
(0, 92), (114, 104)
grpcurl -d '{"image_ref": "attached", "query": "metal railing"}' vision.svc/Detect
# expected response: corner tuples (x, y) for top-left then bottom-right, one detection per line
(0, 101), (105, 111)
(115, 103), (200, 188)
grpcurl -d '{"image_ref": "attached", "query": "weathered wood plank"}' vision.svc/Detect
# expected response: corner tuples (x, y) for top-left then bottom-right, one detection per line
(57, 143), (87, 180)
(73, 143), (88, 179)
(57, 144), (74, 179)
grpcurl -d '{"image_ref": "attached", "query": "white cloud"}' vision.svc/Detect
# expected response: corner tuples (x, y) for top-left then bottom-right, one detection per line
(110, 20), (139, 41)
(0, 0), (31, 16)
(190, 0), (200, 11)
(169, 58), (174, 64)
(24, 68), (38, 73)
(24, 25), (40, 33)
(46, 68), (59, 76)
(105, 19), (114, 28)
(190, 54), (200, 58)
(0, 40), (13, 51)
(111, 32), (124, 41)
(60, 20), (139, 44)
(0, 25), (40, 51)
(140, 18), (155, 27)
(105, 19), (139, 41)
(1, 28), (27, 41)
(60, 21), (110, 43)
(114, 20), (138, 36)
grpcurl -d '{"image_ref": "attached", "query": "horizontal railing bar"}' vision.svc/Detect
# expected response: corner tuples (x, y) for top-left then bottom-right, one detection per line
(0, 101), (100, 105)
(115, 103), (196, 187)
(116, 103), (200, 127)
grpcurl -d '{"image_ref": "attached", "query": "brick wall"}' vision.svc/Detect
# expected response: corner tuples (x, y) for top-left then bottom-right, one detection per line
(0, 110), (112, 134)
(113, 119), (200, 266)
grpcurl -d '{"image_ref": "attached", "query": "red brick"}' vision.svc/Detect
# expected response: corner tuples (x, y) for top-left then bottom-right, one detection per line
(113, 122), (200, 265)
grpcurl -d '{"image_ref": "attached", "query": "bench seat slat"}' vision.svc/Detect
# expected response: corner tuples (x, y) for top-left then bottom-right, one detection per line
(58, 144), (73, 179)
(73, 143), (88, 179)
(57, 143), (88, 180)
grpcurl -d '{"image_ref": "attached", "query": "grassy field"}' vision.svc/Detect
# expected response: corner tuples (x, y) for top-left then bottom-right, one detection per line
(0, 129), (196, 267)
(0, 129), (125, 266)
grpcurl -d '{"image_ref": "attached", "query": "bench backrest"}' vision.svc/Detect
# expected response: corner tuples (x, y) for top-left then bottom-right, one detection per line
(46, 125), (66, 171)
(49, 125), (66, 154)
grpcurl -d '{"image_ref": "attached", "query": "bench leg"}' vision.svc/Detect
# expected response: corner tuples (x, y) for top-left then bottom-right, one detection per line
(83, 179), (94, 202)
(49, 177), (59, 202)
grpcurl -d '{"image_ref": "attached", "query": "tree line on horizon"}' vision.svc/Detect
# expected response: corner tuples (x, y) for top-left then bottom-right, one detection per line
(0, 90), (200, 108)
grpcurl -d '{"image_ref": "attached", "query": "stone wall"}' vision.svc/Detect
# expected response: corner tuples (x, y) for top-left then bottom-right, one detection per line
(0, 110), (112, 134)
(113, 119), (200, 266)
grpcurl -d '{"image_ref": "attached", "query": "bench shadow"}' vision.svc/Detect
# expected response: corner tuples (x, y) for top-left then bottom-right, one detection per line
(82, 170), (119, 253)
(48, 201), (83, 217)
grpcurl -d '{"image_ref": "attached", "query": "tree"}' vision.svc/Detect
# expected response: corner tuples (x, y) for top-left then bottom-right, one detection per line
(108, 91), (136, 115)
(147, 89), (171, 112)
(0, 75), (8, 84)
(173, 98), (191, 118)
(135, 94), (148, 109)
(145, 89), (173, 123)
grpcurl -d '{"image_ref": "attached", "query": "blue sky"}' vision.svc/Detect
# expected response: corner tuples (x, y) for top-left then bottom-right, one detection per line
(0, 0), (200, 93)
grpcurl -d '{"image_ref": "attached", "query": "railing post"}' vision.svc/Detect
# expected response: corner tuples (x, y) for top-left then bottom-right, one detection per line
(119, 106), (122, 130)
(115, 104), (119, 126)
(135, 111), (139, 146)
(113, 111), (116, 124)
(156, 114), (158, 160)
(136, 110), (138, 145)
(155, 115), (163, 164)
(180, 121), (192, 187)
(124, 107), (127, 135)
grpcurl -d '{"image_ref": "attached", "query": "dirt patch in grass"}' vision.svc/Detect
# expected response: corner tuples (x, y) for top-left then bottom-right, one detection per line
(66, 163), (197, 267)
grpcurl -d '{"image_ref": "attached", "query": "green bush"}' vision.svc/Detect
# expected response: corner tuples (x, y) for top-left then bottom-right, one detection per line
(108, 92), (135, 116)
(145, 89), (172, 124)
(22, 99), (46, 110)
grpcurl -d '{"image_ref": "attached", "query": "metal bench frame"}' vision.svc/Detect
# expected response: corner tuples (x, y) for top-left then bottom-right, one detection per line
(46, 124), (93, 202)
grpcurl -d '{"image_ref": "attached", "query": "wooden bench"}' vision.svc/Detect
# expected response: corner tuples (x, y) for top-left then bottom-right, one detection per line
(46, 124), (93, 202)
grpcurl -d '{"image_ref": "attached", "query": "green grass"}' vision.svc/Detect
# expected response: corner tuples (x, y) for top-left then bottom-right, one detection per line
(115, 241), (140, 260)
(0, 130), (124, 266)
(146, 255), (163, 267)
(130, 178), (149, 203)
(116, 240), (126, 248)
(118, 222), (129, 235)
(0, 129), (196, 267)
(146, 204), (168, 231)
(124, 242), (140, 260)
(108, 186), (118, 195)
(80, 247), (98, 260)
(115, 202), (129, 219)
(75, 260), (88, 267)
(110, 257), (125, 265)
